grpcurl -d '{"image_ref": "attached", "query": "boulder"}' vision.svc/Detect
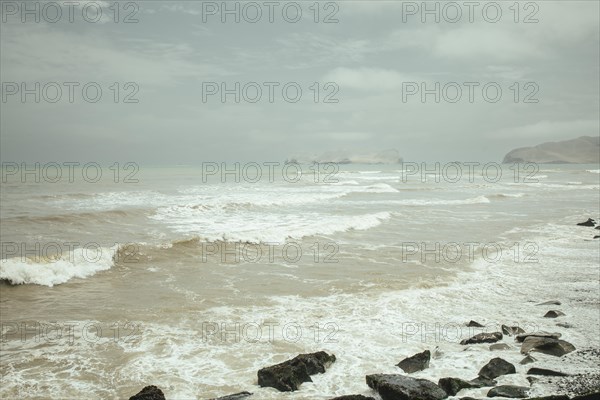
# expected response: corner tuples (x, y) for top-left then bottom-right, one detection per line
(366, 374), (448, 400)
(438, 378), (482, 396)
(573, 392), (600, 400)
(461, 332), (503, 345)
(501, 325), (525, 336)
(520, 336), (576, 356)
(329, 396), (376, 400)
(577, 218), (596, 227)
(129, 386), (166, 400)
(527, 376), (539, 385)
(397, 350), (431, 373)
(527, 367), (569, 376)
(489, 343), (511, 351)
(210, 392), (253, 400)
(544, 310), (566, 318)
(487, 385), (529, 398)
(467, 320), (485, 327)
(257, 351), (336, 392)
(516, 332), (561, 343)
(478, 358), (516, 380)
(537, 300), (561, 306)
(593, 235), (599, 239)
(556, 322), (574, 328)
(519, 355), (536, 365)
(469, 377), (497, 387)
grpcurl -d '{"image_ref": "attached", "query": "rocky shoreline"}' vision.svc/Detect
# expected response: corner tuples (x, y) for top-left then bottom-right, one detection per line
(128, 219), (599, 400)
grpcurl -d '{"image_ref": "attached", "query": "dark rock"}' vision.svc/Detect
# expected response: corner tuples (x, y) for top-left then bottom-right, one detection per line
(527, 376), (539, 385)
(576, 218), (595, 227)
(537, 300), (562, 306)
(366, 374), (448, 400)
(520, 336), (576, 356)
(129, 386), (166, 400)
(544, 310), (566, 318)
(489, 343), (511, 351)
(329, 396), (376, 400)
(556, 322), (574, 328)
(573, 392), (600, 400)
(467, 320), (485, 327)
(487, 385), (529, 398)
(501, 325), (525, 336)
(525, 396), (569, 400)
(594, 235), (599, 239)
(438, 378), (477, 396)
(461, 332), (503, 345)
(596, 226), (600, 230)
(478, 358), (516, 380)
(210, 392), (253, 400)
(397, 350), (430, 373)
(527, 367), (569, 377)
(257, 351), (336, 392)
(516, 332), (561, 343)
(469, 377), (497, 387)
(520, 355), (536, 365)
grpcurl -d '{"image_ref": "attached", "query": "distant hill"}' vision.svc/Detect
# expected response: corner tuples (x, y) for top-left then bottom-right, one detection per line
(502, 136), (599, 164)
(287, 149), (403, 164)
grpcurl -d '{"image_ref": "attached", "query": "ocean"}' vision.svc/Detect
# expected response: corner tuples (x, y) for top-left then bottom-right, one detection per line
(1, 163), (599, 399)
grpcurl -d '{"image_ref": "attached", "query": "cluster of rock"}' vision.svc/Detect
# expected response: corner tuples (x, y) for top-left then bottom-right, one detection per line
(127, 301), (598, 399)
(576, 218), (600, 239)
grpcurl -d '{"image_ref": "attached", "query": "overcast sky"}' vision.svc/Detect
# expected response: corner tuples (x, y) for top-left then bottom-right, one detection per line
(1, 0), (598, 163)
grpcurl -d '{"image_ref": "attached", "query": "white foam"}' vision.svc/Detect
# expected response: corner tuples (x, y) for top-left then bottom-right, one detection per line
(152, 209), (392, 243)
(0, 245), (117, 287)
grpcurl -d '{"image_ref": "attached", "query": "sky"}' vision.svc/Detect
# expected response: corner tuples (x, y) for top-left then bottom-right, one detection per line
(1, 0), (599, 163)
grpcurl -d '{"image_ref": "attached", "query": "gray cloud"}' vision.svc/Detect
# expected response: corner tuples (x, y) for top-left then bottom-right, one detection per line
(1, 0), (598, 163)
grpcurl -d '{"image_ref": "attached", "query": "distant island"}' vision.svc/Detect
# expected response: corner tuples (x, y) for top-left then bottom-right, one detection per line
(286, 149), (403, 164)
(503, 136), (599, 164)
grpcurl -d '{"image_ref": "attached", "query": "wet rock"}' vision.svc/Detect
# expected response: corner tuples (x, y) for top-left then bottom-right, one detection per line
(525, 396), (569, 400)
(573, 392), (600, 400)
(396, 350), (430, 373)
(520, 336), (576, 356)
(329, 396), (376, 400)
(129, 386), (166, 400)
(478, 358), (516, 380)
(366, 374), (448, 400)
(576, 218), (595, 226)
(461, 332), (503, 345)
(556, 322), (574, 328)
(593, 235), (599, 239)
(516, 332), (561, 343)
(527, 367), (569, 377)
(210, 392), (253, 400)
(596, 226), (600, 230)
(527, 376), (539, 385)
(544, 310), (566, 318)
(489, 343), (511, 351)
(257, 351), (336, 392)
(501, 325), (525, 336)
(438, 378), (482, 396)
(487, 385), (529, 398)
(537, 300), (562, 306)
(467, 320), (485, 327)
(520, 355), (536, 365)
(469, 377), (497, 387)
